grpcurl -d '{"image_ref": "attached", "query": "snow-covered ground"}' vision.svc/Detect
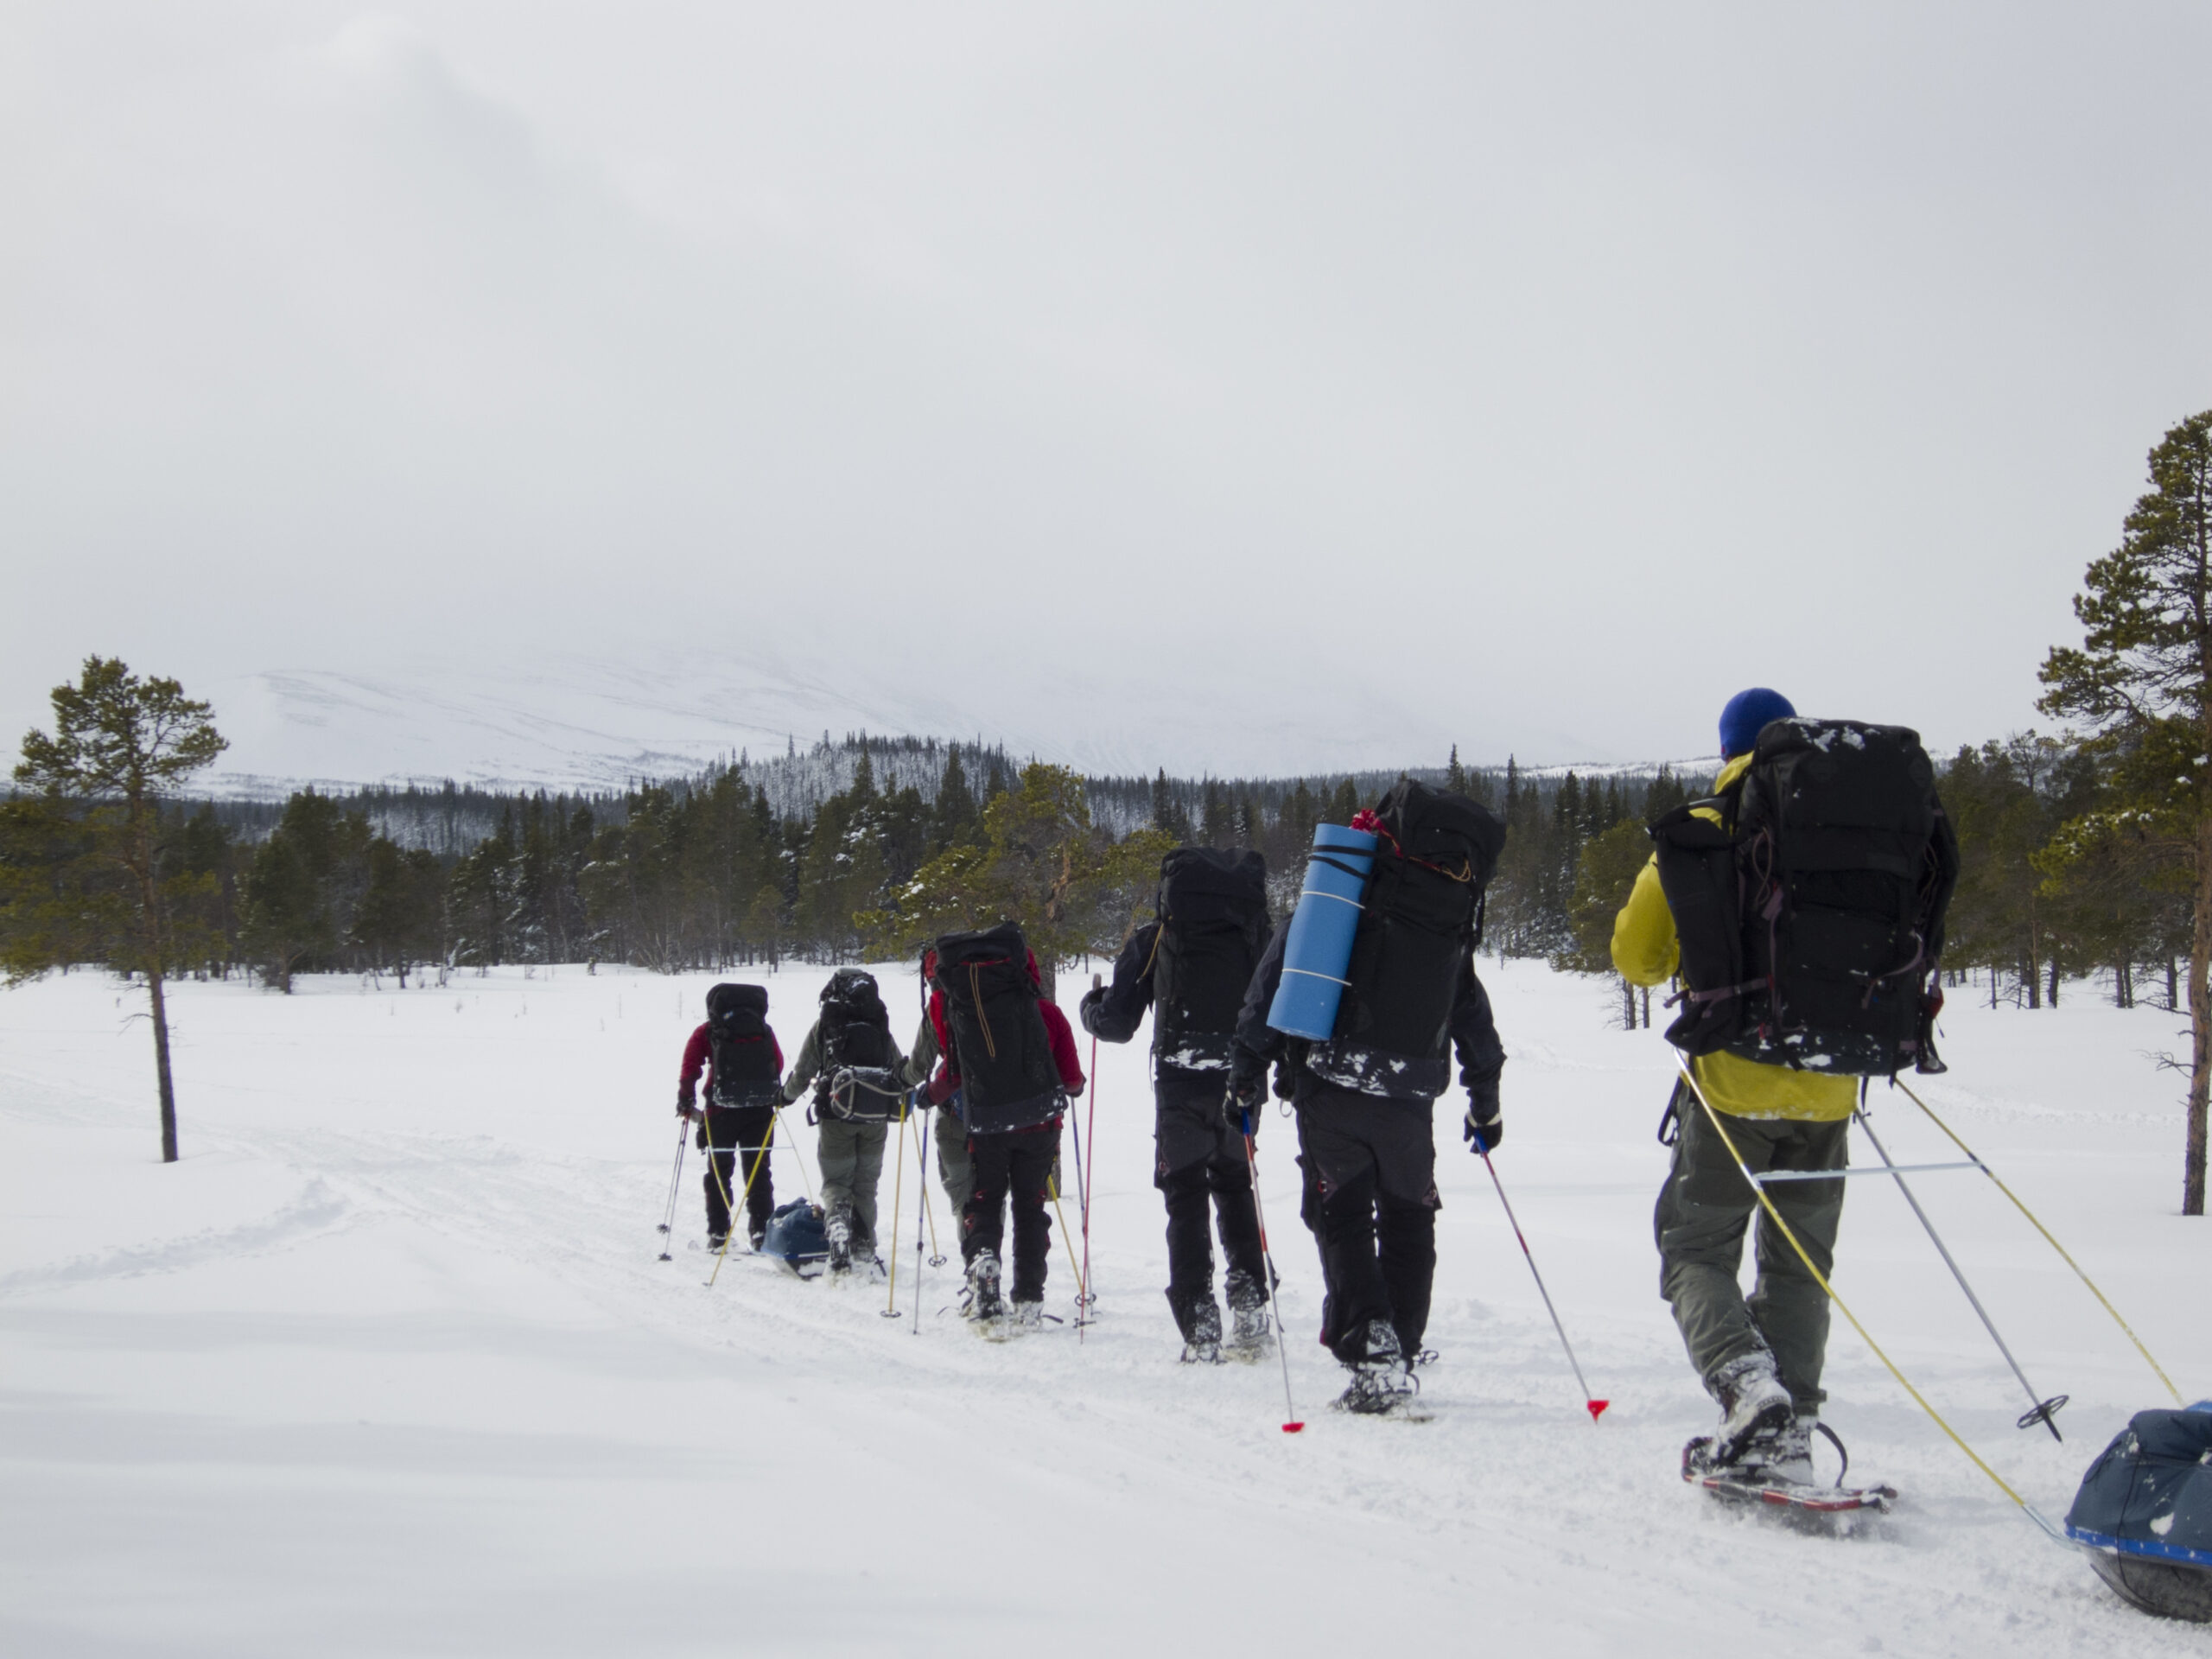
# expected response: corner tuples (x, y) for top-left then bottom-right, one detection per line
(3, 957), (2207, 1656)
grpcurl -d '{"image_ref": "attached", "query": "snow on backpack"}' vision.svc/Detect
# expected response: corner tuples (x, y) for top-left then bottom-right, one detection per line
(1151, 847), (1270, 1072)
(704, 982), (782, 1107)
(2066, 1403), (2212, 1623)
(815, 969), (902, 1119)
(1650, 717), (1960, 1077)
(1306, 779), (1507, 1100)
(926, 923), (1063, 1133)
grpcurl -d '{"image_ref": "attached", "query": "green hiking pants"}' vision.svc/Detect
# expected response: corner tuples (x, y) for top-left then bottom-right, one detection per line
(1655, 1096), (1847, 1411)
(934, 1104), (974, 1219)
(817, 1117), (888, 1252)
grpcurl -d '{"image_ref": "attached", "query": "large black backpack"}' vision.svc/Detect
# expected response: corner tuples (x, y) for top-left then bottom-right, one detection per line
(818, 969), (897, 1075)
(815, 969), (902, 1120)
(928, 924), (1063, 1132)
(1651, 717), (1960, 1076)
(1152, 848), (1270, 1071)
(1312, 779), (1507, 1099)
(704, 982), (782, 1107)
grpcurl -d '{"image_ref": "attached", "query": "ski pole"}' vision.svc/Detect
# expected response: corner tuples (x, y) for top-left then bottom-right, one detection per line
(1240, 1109), (1304, 1433)
(1894, 1077), (2182, 1405)
(1067, 1109), (1096, 1325)
(657, 1115), (690, 1261)
(1853, 1107), (2065, 1439)
(1475, 1146), (1607, 1423)
(883, 1098), (909, 1319)
(1673, 1054), (2061, 1535)
(1047, 1173), (1090, 1312)
(1082, 983), (1101, 1332)
(916, 1096), (945, 1266)
(913, 1108), (931, 1336)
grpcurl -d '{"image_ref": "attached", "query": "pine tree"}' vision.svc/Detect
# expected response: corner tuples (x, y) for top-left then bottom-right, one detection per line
(3, 658), (227, 1161)
(2039, 409), (2212, 1212)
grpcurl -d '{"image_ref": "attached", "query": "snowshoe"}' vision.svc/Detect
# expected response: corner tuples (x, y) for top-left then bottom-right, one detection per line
(1684, 1426), (1895, 1516)
(1707, 1350), (1794, 1468)
(824, 1209), (854, 1277)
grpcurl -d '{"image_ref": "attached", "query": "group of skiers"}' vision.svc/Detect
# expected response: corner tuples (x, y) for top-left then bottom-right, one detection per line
(672, 687), (1964, 1486)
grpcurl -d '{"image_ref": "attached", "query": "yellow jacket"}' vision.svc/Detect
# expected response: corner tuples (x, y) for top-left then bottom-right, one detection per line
(1611, 754), (1857, 1123)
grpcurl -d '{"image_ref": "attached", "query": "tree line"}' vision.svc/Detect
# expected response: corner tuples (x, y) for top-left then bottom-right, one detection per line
(4, 405), (2203, 1191)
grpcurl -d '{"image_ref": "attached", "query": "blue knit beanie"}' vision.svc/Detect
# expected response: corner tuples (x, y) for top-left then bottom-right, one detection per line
(1719, 688), (1796, 759)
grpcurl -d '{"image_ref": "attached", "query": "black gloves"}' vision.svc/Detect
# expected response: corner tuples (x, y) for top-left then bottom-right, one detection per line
(678, 1090), (697, 1118)
(1077, 985), (1106, 1037)
(1224, 1046), (1266, 1131)
(1463, 1083), (1503, 1154)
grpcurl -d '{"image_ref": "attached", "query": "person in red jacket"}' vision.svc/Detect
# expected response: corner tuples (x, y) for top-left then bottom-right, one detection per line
(678, 983), (785, 1251)
(907, 938), (1084, 1325)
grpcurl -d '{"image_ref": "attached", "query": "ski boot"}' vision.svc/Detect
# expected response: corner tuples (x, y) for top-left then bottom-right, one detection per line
(1225, 1269), (1270, 1356)
(964, 1250), (1005, 1324)
(1332, 1321), (1419, 1416)
(824, 1206), (854, 1278)
(1176, 1297), (1224, 1364)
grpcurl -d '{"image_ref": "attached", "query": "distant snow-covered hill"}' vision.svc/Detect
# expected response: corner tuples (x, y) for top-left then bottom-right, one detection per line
(200, 648), (1619, 796)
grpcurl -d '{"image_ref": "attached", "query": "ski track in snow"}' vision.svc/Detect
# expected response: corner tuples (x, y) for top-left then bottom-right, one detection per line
(2, 961), (2208, 1656)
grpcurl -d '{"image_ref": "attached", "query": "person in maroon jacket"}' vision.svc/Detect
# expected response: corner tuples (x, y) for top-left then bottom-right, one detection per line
(907, 939), (1085, 1325)
(678, 983), (785, 1250)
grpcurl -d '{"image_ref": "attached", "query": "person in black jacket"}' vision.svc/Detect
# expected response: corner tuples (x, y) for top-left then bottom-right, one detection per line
(1230, 876), (1504, 1413)
(1081, 922), (1269, 1363)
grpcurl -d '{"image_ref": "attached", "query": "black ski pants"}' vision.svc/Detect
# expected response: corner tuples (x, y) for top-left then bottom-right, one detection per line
(963, 1121), (1061, 1304)
(1294, 1086), (1440, 1365)
(1155, 1074), (1264, 1320)
(702, 1104), (777, 1242)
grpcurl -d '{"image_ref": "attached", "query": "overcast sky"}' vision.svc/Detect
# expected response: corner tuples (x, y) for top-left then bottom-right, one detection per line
(5, 3), (2209, 781)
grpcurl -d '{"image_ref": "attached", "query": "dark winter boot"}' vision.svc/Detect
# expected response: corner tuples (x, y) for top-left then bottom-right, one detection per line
(965, 1249), (1004, 1322)
(1705, 1350), (1794, 1469)
(1175, 1298), (1223, 1364)
(824, 1205), (854, 1276)
(1332, 1320), (1417, 1415)
(1225, 1268), (1270, 1352)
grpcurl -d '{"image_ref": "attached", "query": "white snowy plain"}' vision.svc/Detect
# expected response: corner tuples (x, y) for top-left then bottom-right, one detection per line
(3, 958), (2209, 1658)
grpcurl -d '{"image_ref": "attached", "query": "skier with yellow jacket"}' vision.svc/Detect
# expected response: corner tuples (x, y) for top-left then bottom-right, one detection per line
(1612, 687), (1853, 1484)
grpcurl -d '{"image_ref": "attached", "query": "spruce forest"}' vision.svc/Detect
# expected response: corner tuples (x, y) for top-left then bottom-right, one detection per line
(69, 727), (2191, 1025)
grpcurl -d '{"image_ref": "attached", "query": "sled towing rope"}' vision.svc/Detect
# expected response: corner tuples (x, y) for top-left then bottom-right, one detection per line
(1893, 1077), (2183, 1407)
(704, 1131), (777, 1289)
(1673, 1055), (2064, 1538)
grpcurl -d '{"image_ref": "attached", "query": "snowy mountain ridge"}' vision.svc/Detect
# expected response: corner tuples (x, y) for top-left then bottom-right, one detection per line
(195, 652), (1663, 799)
